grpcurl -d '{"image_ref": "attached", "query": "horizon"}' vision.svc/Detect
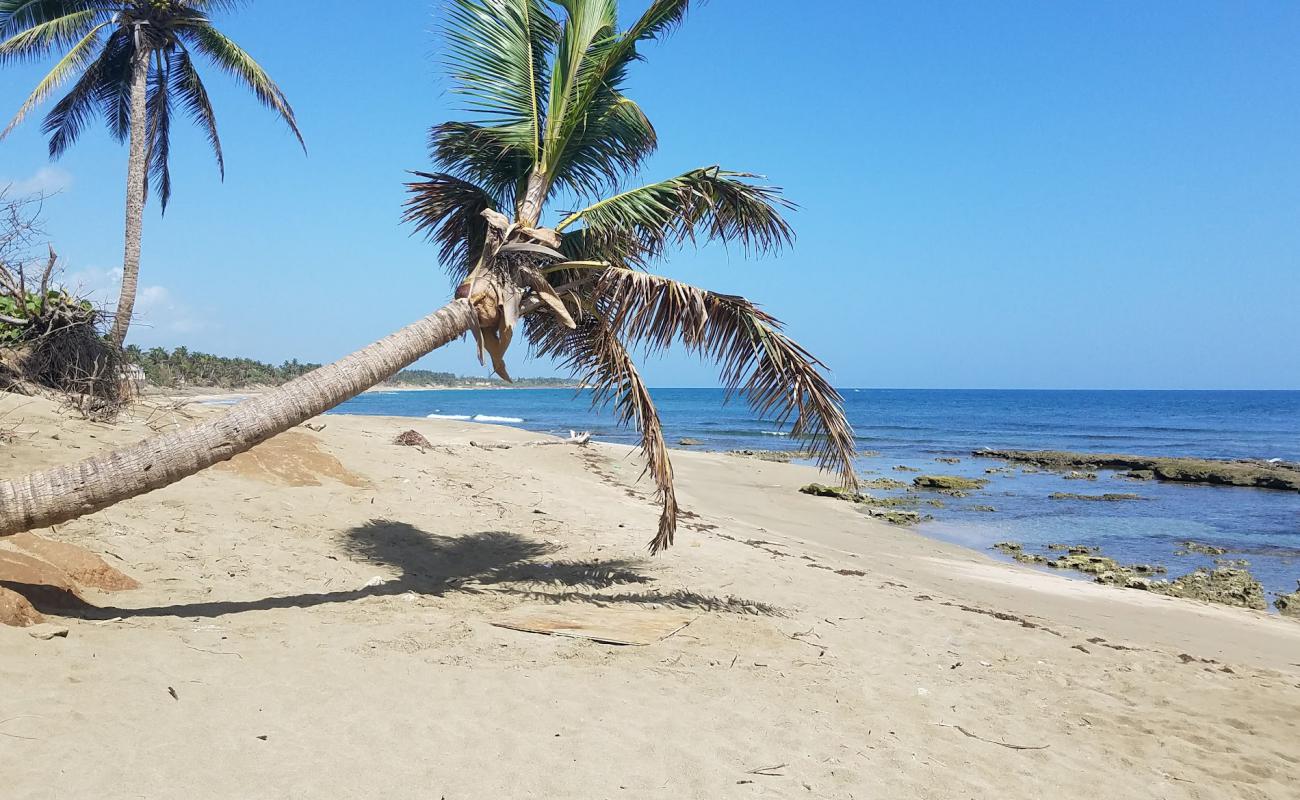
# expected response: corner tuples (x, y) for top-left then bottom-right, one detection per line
(2, 1), (1298, 390)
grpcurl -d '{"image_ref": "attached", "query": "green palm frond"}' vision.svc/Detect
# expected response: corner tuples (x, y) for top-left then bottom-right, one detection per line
(622, 0), (691, 44)
(403, 171), (497, 285)
(185, 21), (303, 150)
(0, 5), (103, 62)
(556, 166), (795, 261)
(548, 87), (656, 199)
(443, 0), (557, 161)
(592, 268), (858, 488)
(41, 23), (129, 157)
(170, 44), (222, 176)
(528, 308), (679, 553)
(429, 120), (533, 206)
(1, 17), (106, 139)
(540, 0), (617, 176)
(537, 0), (691, 195)
(145, 48), (173, 210)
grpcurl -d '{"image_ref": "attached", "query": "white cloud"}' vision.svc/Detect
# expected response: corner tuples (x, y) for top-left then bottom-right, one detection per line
(61, 266), (204, 342)
(4, 166), (74, 196)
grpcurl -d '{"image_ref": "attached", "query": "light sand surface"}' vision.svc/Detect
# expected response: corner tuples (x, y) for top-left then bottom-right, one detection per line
(2, 394), (1298, 799)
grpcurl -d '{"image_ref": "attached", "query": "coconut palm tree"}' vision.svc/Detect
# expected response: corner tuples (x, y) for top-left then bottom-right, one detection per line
(0, 0), (303, 346)
(0, 0), (856, 552)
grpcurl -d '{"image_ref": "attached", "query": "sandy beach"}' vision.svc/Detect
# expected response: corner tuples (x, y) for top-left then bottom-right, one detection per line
(2, 393), (1298, 799)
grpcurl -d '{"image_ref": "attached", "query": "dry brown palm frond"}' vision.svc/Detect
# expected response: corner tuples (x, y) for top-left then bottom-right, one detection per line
(527, 310), (678, 553)
(594, 268), (857, 489)
(403, 171), (497, 285)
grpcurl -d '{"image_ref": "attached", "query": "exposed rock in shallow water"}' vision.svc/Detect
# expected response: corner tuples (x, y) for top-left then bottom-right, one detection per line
(1063, 471), (1098, 481)
(972, 449), (1300, 492)
(1214, 558), (1250, 569)
(861, 508), (930, 525)
(799, 483), (860, 500)
(1046, 543), (1099, 554)
(892, 465), (920, 472)
(860, 478), (909, 491)
(1123, 469), (1155, 481)
(913, 475), (988, 491)
(1178, 541), (1228, 556)
(1276, 583), (1300, 618)
(677, 438), (702, 446)
(988, 540), (1262, 610)
(970, 504), (997, 512)
(991, 542), (1046, 564)
(1148, 568), (1267, 610)
(935, 457), (961, 464)
(730, 449), (806, 463)
(1045, 553), (1124, 575)
(1049, 492), (1143, 502)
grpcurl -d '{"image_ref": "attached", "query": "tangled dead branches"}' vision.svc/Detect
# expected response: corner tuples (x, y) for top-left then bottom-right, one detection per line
(1, 190), (132, 418)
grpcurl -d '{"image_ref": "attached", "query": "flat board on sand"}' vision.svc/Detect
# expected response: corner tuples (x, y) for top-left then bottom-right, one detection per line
(490, 605), (695, 646)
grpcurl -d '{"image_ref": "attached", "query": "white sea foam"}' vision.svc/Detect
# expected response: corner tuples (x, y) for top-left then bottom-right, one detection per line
(761, 430), (790, 437)
(425, 412), (525, 423)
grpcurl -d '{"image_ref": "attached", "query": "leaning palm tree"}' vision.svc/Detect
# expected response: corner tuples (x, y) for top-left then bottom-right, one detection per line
(0, 0), (303, 346)
(0, 0), (856, 553)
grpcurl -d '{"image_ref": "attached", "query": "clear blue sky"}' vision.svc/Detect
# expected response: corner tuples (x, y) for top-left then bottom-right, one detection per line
(2, 1), (1297, 389)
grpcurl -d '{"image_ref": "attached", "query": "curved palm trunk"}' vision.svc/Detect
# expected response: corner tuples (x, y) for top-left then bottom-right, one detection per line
(0, 299), (476, 536)
(107, 50), (151, 348)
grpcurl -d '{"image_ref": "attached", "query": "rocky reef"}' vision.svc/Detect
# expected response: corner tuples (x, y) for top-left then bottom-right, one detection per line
(799, 484), (932, 525)
(1048, 492), (1143, 502)
(729, 449), (807, 463)
(972, 449), (1300, 492)
(860, 477), (910, 491)
(1275, 583), (1300, 618)
(988, 541), (1268, 610)
(1149, 568), (1268, 610)
(1177, 541), (1227, 556)
(913, 475), (988, 491)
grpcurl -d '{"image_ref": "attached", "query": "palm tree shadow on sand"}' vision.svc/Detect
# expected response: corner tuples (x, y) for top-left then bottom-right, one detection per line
(14, 519), (781, 621)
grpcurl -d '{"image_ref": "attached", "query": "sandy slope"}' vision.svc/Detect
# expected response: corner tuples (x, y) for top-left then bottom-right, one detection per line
(1, 394), (1298, 800)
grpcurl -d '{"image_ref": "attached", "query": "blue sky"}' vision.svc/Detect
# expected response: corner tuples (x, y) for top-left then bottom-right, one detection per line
(2, 1), (1297, 389)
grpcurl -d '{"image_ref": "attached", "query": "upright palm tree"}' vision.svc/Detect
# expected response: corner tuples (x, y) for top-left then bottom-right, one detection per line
(0, 0), (303, 346)
(0, 0), (856, 554)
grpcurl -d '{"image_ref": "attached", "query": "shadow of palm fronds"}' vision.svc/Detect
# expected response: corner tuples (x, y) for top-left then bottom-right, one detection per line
(45, 519), (780, 621)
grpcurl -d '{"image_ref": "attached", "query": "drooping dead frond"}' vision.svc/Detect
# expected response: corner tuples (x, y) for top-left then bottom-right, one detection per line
(594, 268), (857, 489)
(528, 310), (678, 553)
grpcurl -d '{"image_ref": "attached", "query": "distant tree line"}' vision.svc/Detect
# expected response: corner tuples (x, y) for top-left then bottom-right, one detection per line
(126, 347), (578, 389)
(126, 346), (320, 389)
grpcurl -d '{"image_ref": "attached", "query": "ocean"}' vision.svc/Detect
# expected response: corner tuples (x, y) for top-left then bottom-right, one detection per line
(330, 388), (1300, 599)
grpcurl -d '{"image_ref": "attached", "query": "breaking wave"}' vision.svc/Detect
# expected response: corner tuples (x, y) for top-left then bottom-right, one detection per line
(425, 412), (525, 423)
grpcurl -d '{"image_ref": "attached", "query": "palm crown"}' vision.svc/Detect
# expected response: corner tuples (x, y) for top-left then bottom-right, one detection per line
(405, 0), (857, 553)
(0, 0), (302, 209)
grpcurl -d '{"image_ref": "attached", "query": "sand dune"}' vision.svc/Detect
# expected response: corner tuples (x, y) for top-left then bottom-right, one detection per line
(1, 394), (1298, 799)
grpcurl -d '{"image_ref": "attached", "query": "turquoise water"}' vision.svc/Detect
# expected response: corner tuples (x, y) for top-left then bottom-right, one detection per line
(331, 388), (1300, 599)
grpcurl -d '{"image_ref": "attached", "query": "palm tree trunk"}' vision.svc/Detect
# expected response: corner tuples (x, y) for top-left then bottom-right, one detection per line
(0, 299), (476, 536)
(517, 172), (548, 227)
(107, 50), (151, 348)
